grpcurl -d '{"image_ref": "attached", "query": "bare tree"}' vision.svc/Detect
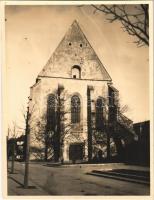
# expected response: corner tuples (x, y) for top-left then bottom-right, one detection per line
(91, 85), (136, 163)
(50, 86), (84, 163)
(8, 121), (22, 139)
(28, 82), (136, 163)
(92, 4), (149, 47)
(7, 121), (24, 160)
(31, 86), (83, 163)
(120, 104), (129, 115)
(7, 121), (22, 173)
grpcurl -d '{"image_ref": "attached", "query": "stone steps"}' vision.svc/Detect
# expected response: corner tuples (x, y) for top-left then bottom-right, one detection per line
(87, 169), (150, 185)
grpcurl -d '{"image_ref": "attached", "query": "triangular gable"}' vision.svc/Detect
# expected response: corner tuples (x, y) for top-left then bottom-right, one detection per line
(38, 20), (111, 81)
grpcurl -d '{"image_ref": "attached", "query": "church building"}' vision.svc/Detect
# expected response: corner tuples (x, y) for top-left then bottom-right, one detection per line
(28, 20), (134, 162)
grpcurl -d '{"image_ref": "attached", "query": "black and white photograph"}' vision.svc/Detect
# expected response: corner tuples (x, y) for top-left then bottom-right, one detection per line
(2, 0), (153, 198)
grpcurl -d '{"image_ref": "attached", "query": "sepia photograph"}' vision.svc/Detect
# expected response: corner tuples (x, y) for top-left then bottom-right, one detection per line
(2, 0), (153, 198)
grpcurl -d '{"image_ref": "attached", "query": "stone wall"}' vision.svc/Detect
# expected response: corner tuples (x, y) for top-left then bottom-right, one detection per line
(29, 77), (110, 161)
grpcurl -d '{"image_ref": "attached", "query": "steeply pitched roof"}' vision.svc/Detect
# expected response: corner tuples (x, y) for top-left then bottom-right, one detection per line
(38, 20), (111, 81)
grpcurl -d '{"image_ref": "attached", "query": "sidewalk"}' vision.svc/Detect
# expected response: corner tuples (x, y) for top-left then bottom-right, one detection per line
(7, 164), (49, 196)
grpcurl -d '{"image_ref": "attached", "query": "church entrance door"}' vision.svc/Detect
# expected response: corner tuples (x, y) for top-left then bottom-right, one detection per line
(69, 143), (84, 162)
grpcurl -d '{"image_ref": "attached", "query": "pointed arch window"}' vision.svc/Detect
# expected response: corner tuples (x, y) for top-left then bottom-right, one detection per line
(47, 94), (56, 131)
(72, 65), (81, 79)
(71, 95), (81, 123)
(96, 98), (104, 130)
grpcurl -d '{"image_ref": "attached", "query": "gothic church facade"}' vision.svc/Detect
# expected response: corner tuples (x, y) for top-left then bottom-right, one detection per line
(28, 20), (133, 162)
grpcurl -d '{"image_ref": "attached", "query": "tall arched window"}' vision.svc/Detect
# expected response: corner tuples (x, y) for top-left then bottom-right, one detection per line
(72, 65), (81, 79)
(71, 95), (81, 123)
(96, 98), (104, 130)
(47, 94), (56, 131)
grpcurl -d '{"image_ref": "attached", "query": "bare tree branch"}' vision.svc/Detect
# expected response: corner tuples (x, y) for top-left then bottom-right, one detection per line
(91, 4), (149, 47)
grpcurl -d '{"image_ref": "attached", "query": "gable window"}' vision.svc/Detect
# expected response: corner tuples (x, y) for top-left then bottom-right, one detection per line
(96, 98), (104, 130)
(71, 95), (81, 123)
(72, 65), (81, 79)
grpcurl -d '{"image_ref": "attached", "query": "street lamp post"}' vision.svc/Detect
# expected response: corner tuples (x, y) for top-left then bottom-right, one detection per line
(23, 106), (30, 188)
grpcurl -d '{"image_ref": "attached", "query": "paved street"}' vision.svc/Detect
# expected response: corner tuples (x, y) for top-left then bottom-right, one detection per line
(7, 161), (150, 196)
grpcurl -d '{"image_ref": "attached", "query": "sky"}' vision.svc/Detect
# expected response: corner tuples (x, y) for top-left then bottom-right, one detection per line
(5, 5), (149, 133)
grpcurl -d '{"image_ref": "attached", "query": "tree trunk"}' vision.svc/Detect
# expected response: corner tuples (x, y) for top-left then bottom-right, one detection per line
(113, 136), (124, 161)
(106, 127), (110, 161)
(44, 139), (48, 161)
(55, 86), (61, 162)
(11, 142), (15, 174)
(87, 87), (92, 162)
